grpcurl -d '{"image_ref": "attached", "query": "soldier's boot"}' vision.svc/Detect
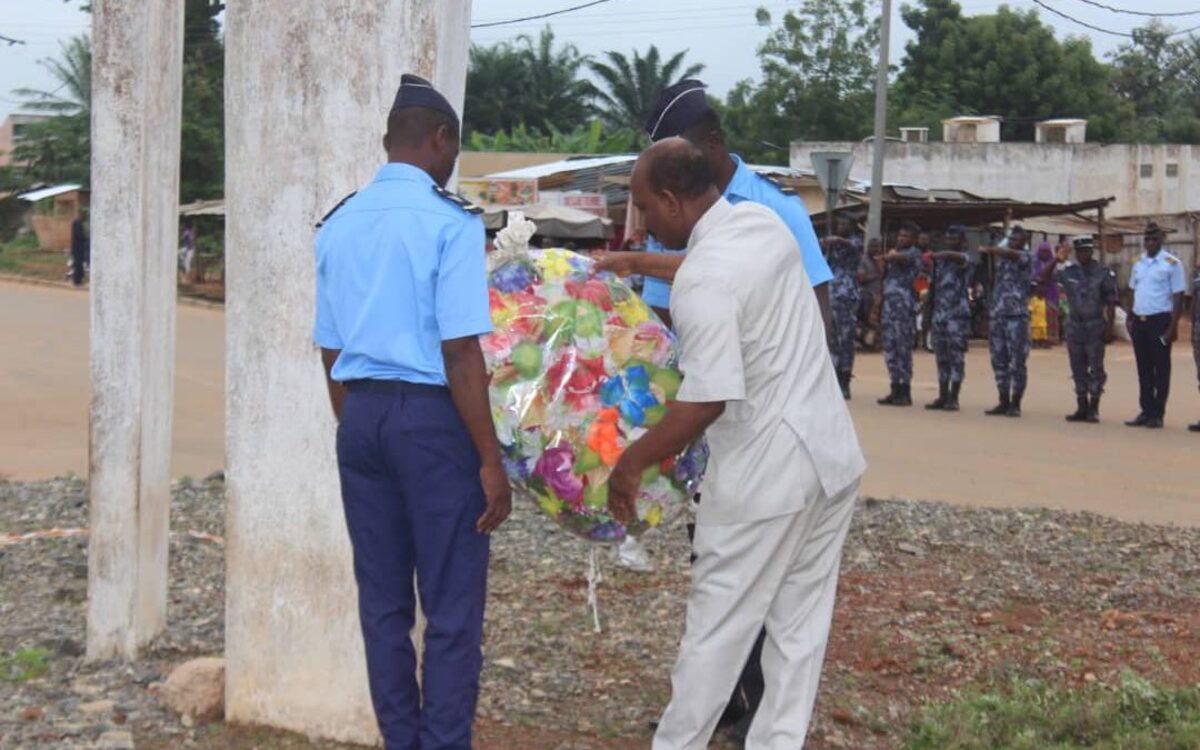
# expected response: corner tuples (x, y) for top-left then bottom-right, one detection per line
(1086, 394), (1101, 423)
(925, 380), (948, 410)
(894, 383), (913, 407)
(838, 371), (852, 400)
(1066, 395), (1089, 422)
(877, 383), (899, 405)
(943, 381), (961, 412)
(985, 390), (1010, 416)
(1006, 388), (1024, 417)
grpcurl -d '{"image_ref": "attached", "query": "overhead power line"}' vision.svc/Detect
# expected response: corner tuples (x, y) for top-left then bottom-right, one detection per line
(1, 33), (27, 46)
(471, 0), (617, 29)
(1031, 0), (1200, 38)
(1070, 0), (1200, 18)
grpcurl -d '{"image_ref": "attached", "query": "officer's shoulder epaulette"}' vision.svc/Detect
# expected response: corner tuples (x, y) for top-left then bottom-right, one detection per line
(315, 191), (357, 229)
(760, 174), (797, 196)
(1165, 253), (1179, 265)
(433, 185), (484, 215)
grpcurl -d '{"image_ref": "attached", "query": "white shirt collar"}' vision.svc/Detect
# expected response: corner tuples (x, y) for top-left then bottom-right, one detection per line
(686, 197), (734, 254)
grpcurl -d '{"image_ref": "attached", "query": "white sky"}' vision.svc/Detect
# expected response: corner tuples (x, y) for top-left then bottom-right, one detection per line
(1, 0), (1198, 122)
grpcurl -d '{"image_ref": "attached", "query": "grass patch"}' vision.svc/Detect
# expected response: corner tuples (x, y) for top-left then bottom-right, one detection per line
(906, 672), (1200, 750)
(0, 234), (67, 279)
(0, 647), (51, 682)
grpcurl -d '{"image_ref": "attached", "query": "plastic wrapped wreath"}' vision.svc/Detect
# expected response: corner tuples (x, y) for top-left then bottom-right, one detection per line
(482, 213), (707, 544)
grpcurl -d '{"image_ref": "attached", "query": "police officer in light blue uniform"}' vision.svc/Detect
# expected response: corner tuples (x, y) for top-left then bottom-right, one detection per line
(634, 80), (834, 334)
(1124, 221), (1187, 429)
(313, 74), (511, 750)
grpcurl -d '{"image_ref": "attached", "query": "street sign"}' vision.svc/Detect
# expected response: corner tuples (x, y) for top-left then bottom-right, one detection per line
(810, 151), (856, 237)
(810, 151), (855, 202)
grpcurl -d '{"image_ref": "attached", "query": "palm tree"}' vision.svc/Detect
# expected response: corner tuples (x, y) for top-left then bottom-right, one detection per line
(514, 27), (598, 133)
(589, 46), (705, 133)
(13, 35), (91, 116)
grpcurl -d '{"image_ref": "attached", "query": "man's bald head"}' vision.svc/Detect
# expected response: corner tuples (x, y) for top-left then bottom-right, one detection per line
(631, 138), (721, 249)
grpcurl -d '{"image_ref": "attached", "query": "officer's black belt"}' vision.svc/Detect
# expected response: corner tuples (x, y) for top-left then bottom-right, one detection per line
(1132, 313), (1171, 323)
(344, 379), (449, 396)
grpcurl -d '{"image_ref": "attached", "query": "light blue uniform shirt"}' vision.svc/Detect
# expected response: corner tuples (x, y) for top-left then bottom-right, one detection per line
(1130, 250), (1186, 316)
(642, 154), (834, 309)
(313, 162), (492, 385)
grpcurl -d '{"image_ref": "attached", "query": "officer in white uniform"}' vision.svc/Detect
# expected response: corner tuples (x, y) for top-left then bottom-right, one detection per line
(606, 139), (866, 750)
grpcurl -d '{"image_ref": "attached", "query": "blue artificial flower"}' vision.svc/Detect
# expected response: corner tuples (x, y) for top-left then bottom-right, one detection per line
(490, 260), (538, 293)
(598, 365), (660, 427)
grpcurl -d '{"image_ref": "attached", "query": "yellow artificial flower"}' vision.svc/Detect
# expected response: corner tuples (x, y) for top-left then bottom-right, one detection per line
(536, 250), (574, 280)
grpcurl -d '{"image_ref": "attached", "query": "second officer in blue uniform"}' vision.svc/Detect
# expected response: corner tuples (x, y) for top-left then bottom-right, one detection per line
(313, 74), (511, 750)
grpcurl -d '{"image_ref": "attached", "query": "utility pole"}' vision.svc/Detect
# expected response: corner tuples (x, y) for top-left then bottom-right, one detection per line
(867, 0), (892, 243)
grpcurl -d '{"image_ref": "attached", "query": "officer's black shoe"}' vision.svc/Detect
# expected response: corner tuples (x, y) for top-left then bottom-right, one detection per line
(838, 371), (852, 400)
(985, 391), (1010, 416)
(1188, 420), (1200, 432)
(1145, 417), (1164, 429)
(1086, 395), (1101, 423)
(894, 383), (913, 406)
(877, 384), (899, 405)
(925, 380), (948, 410)
(1125, 413), (1149, 427)
(943, 381), (961, 411)
(1066, 396), (1089, 422)
(1006, 397), (1022, 417)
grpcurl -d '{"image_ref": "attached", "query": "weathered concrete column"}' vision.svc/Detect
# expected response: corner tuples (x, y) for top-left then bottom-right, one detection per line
(224, 2), (472, 742)
(86, 0), (184, 661)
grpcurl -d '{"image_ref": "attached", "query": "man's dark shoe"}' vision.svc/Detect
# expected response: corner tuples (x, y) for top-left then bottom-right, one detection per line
(1066, 396), (1089, 422)
(894, 383), (913, 406)
(943, 381), (961, 411)
(985, 390), (1010, 416)
(926, 380), (948, 410)
(1125, 413), (1149, 427)
(1188, 421), (1200, 432)
(1086, 395), (1101, 423)
(1145, 417), (1164, 429)
(877, 383), (899, 405)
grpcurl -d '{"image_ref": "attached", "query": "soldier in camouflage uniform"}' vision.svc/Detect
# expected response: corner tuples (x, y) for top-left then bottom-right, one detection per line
(924, 225), (974, 412)
(1190, 264), (1200, 432)
(823, 216), (864, 399)
(877, 222), (923, 406)
(1037, 235), (1118, 423)
(979, 226), (1032, 417)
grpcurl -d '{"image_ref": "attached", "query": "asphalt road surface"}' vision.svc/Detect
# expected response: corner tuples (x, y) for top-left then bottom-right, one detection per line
(3, 279), (1198, 526)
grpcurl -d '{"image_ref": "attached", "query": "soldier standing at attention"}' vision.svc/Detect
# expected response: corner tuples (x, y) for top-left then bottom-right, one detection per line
(979, 226), (1033, 417)
(877, 222), (923, 407)
(1125, 222), (1186, 429)
(924, 225), (973, 412)
(1037, 236), (1118, 423)
(313, 74), (512, 750)
(823, 215), (864, 399)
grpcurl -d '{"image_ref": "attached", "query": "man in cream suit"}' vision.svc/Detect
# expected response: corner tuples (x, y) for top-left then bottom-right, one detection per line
(605, 139), (866, 750)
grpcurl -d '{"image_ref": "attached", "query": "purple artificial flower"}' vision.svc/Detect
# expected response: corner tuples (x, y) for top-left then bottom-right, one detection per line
(534, 443), (584, 504)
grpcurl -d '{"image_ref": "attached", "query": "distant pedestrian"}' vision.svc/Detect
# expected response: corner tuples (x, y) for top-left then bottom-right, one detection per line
(1190, 262), (1200, 432)
(1030, 290), (1048, 348)
(1037, 236), (1117, 423)
(877, 223), (922, 406)
(857, 237), (883, 349)
(1033, 241), (1060, 344)
(70, 214), (89, 287)
(924, 225), (973, 411)
(180, 223), (196, 276)
(1125, 222), (1186, 429)
(979, 226), (1032, 417)
(823, 216), (864, 398)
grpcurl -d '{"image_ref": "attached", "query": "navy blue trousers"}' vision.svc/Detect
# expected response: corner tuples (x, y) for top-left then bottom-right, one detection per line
(336, 383), (490, 750)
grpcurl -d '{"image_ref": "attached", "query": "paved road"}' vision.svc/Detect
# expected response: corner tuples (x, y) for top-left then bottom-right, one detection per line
(3, 279), (1198, 526)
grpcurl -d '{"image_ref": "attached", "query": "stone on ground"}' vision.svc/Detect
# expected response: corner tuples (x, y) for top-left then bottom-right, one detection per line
(161, 657), (225, 722)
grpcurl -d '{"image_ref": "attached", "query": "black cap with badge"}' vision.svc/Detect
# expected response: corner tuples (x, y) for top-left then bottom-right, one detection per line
(391, 73), (459, 126)
(645, 79), (714, 142)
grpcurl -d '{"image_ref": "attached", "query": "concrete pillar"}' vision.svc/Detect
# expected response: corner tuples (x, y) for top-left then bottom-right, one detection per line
(224, 2), (472, 742)
(86, 0), (184, 661)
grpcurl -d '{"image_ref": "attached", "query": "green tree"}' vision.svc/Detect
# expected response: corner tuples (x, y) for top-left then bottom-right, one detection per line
(11, 35), (91, 185)
(466, 119), (639, 153)
(720, 0), (879, 163)
(1109, 23), (1200, 143)
(588, 46), (705, 133)
(179, 0), (224, 202)
(892, 0), (1128, 141)
(464, 40), (532, 135)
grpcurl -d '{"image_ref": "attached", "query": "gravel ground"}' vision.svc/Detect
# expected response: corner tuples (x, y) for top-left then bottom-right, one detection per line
(2, 476), (1198, 749)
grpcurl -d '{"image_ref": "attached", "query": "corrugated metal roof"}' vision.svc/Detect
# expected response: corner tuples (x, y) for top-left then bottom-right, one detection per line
(486, 154), (636, 180)
(17, 184), (83, 202)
